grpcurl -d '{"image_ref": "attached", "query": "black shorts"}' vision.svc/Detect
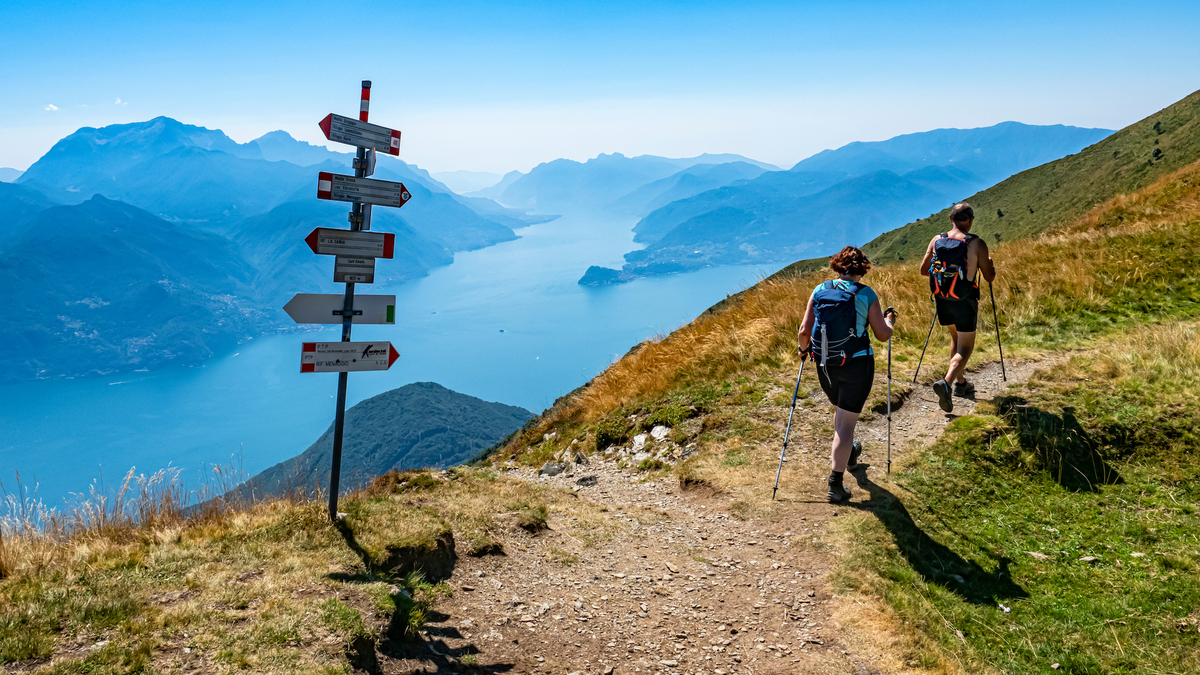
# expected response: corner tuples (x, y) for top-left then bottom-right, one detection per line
(935, 297), (979, 333)
(816, 356), (875, 414)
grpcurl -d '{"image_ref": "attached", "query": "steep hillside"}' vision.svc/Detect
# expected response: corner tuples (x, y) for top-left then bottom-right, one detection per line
(0, 196), (267, 382)
(0, 181), (55, 238)
(852, 87), (1200, 267)
(235, 382), (533, 498)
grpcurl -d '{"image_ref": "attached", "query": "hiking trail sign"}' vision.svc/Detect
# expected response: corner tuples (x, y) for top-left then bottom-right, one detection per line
(286, 80), (413, 522)
(300, 341), (400, 372)
(283, 293), (395, 325)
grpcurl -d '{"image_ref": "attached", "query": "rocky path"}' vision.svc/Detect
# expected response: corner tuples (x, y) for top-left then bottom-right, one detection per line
(383, 358), (1052, 675)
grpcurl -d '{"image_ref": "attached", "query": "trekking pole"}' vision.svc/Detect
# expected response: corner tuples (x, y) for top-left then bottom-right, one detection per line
(989, 281), (1006, 382)
(913, 297), (938, 384)
(772, 353), (807, 501)
(886, 309), (894, 475)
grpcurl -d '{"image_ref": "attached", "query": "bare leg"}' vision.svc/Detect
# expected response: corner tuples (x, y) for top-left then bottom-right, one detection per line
(830, 407), (861, 472)
(946, 326), (964, 383)
(945, 330), (977, 386)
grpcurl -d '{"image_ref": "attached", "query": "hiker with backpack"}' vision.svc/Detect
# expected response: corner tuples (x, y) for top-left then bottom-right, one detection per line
(918, 202), (996, 413)
(796, 246), (897, 503)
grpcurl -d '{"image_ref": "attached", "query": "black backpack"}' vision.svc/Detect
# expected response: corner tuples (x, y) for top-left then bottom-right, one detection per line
(811, 280), (870, 366)
(928, 233), (978, 301)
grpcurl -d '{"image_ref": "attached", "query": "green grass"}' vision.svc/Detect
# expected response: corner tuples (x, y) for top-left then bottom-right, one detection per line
(832, 327), (1200, 674)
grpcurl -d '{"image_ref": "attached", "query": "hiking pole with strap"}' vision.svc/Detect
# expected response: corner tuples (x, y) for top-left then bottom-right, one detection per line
(913, 296), (938, 384)
(772, 352), (807, 501)
(886, 308), (894, 475)
(989, 281), (1006, 382)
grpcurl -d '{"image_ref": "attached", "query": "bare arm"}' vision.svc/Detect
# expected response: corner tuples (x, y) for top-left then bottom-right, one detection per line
(974, 237), (996, 283)
(918, 237), (937, 277)
(797, 294), (816, 354)
(867, 300), (895, 341)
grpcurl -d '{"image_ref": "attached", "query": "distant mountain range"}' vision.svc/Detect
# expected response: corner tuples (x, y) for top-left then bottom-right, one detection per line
(0, 168), (23, 182)
(486, 152), (780, 213)
(580, 122), (1112, 284)
(433, 170), (503, 194)
(0, 117), (548, 382)
(230, 382), (533, 498)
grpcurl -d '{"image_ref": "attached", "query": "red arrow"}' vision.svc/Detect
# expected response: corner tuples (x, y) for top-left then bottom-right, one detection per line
(305, 229), (320, 255)
(388, 344), (400, 368)
(318, 114), (332, 140)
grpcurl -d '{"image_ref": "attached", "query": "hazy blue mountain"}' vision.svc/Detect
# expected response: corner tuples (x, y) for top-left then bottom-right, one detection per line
(233, 382), (534, 497)
(0, 181), (56, 238)
(592, 122), (1114, 283)
(495, 152), (780, 213)
(0, 168), (22, 182)
(433, 170), (503, 194)
(790, 121), (1112, 184)
(613, 161), (772, 217)
(233, 199), (453, 307)
(467, 169), (524, 200)
(248, 130), (355, 167)
(606, 170), (955, 280)
(0, 196), (268, 382)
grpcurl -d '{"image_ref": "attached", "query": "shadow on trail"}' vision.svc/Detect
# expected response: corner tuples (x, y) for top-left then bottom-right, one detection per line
(330, 520), (515, 674)
(848, 470), (1028, 605)
(996, 397), (1124, 492)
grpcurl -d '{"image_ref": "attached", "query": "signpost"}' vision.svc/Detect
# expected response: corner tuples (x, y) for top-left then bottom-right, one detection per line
(284, 293), (395, 325)
(289, 80), (413, 521)
(318, 113), (402, 155)
(301, 341), (400, 372)
(333, 256), (375, 283)
(317, 172), (411, 209)
(305, 227), (395, 258)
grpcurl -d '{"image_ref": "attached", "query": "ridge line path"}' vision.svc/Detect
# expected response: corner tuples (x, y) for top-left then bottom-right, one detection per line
(400, 358), (1052, 675)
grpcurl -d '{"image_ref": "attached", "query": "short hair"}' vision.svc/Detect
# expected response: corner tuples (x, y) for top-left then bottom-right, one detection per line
(830, 246), (871, 276)
(950, 202), (974, 222)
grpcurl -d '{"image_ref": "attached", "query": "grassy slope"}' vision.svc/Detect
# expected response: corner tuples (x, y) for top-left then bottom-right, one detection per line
(770, 88), (1200, 278)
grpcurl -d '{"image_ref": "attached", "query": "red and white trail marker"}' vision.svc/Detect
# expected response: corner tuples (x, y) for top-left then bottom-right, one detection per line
(318, 113), (401, 155)
(304, 227), (395, 258)
(317, 172), (411, 209)
(301, 341), (400, 373)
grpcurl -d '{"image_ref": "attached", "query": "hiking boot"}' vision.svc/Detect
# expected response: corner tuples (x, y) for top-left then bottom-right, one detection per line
(847, 440), (864, 472)
(932, 379), (954, 413)
(827, 479), (851, 503)
(953, 380), (975, 398)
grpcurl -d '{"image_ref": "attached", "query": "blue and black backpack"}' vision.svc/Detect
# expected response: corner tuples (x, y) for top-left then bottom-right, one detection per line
(811, 280), (870, 366)
(928, 233), (978, 301)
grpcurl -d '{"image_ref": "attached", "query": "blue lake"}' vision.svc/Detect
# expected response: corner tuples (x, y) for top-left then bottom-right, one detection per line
(0, 212), (784, 507)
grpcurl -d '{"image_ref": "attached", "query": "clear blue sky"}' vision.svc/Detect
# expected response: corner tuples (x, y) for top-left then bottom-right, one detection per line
(2, 0), (1198, 174)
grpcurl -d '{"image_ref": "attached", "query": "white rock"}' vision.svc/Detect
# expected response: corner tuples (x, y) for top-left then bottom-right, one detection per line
(650, 425), (670, 442)
(632, 434), (648, 451)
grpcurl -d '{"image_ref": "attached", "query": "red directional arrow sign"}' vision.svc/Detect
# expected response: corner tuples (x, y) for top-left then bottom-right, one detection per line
(301, 341), (400, 373)
(319, 113), (401, 155)
(305, 228), (395, 258)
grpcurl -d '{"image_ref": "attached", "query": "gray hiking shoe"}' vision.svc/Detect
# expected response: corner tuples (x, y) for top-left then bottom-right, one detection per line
(827, 479), (851, 503)
(847, 440), (864, 472)
(953, 380), (975, 398)
(932, 379), (954, 413)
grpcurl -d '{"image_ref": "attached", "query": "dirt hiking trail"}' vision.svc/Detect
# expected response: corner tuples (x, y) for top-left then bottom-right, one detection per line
(377, 357), (1051, 675)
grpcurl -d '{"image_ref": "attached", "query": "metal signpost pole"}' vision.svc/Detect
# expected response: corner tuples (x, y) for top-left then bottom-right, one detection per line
(328, 80), (371, 521)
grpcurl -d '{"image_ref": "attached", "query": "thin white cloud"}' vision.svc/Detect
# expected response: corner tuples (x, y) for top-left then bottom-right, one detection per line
(44, 104), (58, 111)
(115, 98), (126, 105)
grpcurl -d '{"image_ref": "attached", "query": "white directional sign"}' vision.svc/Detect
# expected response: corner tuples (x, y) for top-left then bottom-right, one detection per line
(319, 113), (401, 155)
(334, 256), (375, 283)
(301, 341), (400, 373)
(284, 294), (395, 325)
(305, 228), (395, 258)
(317, 172), (412, 209)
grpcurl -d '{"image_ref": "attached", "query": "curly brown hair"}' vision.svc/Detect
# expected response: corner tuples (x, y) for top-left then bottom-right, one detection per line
(830, 246), (871, 276)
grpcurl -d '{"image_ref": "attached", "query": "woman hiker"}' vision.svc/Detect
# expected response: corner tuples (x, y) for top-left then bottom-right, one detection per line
(797, 246), (897, 503)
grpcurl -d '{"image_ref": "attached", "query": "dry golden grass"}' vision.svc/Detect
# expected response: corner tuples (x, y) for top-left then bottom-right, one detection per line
(502, 158), (1200, 453)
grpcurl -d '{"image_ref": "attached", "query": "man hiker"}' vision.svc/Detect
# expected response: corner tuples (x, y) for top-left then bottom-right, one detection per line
(797, 246), (897, 503)
(918, 202), (996, 413)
